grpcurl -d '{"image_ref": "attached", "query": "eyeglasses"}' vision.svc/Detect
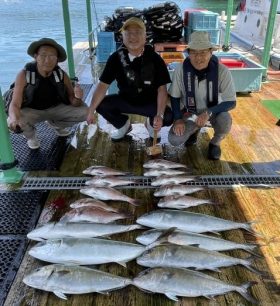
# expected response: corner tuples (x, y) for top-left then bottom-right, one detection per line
(37, 54), (58, 61)
(188, 50), (211, 57)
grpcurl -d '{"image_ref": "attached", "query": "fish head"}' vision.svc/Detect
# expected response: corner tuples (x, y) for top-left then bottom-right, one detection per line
(136, 210), (165, 227)
(27, 223), (54, 241)
(136, 229), (162, 245)
(28, 239), (61, 259)
(23, 264), (56, 289)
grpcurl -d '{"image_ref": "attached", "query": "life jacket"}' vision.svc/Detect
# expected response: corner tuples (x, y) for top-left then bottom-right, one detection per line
(3, 61), (69, 113)
(23, 62), (69, 107)
(117, 45), (155, 99)
(183, 55), (219, 113)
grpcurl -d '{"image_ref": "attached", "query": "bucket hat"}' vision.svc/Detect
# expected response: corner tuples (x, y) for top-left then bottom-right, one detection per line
(188, 31), (218, 50)
(27, 38), (67, 62)
(120, 17), (146, 32)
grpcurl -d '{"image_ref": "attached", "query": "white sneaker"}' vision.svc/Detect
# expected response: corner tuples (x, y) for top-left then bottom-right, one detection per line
(111, 119), (132, 140)
(27, 136), (40, 149)
(145, 117), (160, 138)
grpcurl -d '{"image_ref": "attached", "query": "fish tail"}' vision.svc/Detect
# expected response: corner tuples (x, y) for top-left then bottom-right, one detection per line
(242, 222), (263, 237)
(244, 262), (268, 277)
(129, 199), (142, 206)
(237, 281), (259, 304)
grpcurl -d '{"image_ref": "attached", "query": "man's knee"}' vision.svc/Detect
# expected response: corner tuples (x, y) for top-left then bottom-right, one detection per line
(213, 112), (232, 134)
(168, 129), (185, 146)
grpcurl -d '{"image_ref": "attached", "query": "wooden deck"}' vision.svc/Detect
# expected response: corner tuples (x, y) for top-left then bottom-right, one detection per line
(4, 49), (280, 306)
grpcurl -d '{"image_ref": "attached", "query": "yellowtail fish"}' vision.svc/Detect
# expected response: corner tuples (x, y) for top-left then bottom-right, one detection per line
(133, 267), (259, 304)
(23, 264), (132, 300)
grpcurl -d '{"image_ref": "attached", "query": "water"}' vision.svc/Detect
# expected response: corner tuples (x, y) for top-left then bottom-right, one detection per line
(0, 0), (239, 91)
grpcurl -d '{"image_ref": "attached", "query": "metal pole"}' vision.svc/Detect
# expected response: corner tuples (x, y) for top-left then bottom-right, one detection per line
(0, 88), (24, 183)
(222, 0), (234, 51)
(61, 0), (75, 79)
(261, 0), (279, 79)
(86, 0), (94, 56)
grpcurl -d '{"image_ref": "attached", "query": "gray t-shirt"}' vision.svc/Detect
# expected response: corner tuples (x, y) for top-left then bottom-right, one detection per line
(168, 62), (236, 113)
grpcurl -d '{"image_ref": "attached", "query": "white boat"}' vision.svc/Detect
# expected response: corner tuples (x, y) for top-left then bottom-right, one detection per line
(229, 0), (280, 69)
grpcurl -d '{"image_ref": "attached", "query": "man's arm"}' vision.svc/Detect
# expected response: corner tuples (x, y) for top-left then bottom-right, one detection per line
(64, 74), (84, 107)
(153, 84), (168, 131)
(86, 81), (109, 124)
(7, 70), (26, 131)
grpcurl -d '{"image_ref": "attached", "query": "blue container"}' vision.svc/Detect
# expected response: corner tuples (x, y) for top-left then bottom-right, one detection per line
(185, 27), (220, 45)
(189, 11), (219, 29)
(214, 52), (266, 92)
(96, 32), (116, 63)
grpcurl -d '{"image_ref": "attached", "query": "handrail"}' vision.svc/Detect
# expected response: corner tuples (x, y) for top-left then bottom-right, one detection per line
(86, 0), (94, 57)
(0, 87), (24, 183)
(222, 0), (234, 51)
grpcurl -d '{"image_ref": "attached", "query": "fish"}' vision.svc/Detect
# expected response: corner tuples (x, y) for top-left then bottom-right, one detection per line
(143, 159), (188, 169)
(136, 228), (261, 257)
(80, 186), (140, 206)
(157, 195), (216, 209)
(151, 175), (199, 187)
(154, 184), (204, 197)
(136, 209), (257, 235)
(70, 198), (119, 212)
(85, 176), (136, 187)
(27, 222), (143, 241)
(23, 264), (132, 300)
(144, 168), (190, 177)
(82, 165), (129, 176)
(59, 207), (131, 223)
(132, 267), (259, 304)
(28, 237), (147, 266)
(136, 244), (263, 275)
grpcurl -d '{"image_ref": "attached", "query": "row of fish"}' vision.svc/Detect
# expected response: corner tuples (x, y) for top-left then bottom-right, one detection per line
(24, 159), (260, 303)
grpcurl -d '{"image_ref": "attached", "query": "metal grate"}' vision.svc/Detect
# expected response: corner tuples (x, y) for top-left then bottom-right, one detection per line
(11, 122), (71, 171)
(21, 175), (280, 190)
(0, 191), (48, 234)
(0, 237), (28, 306)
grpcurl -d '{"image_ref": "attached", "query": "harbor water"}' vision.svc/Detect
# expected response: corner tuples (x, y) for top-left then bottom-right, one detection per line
(0, 0), (239, 91)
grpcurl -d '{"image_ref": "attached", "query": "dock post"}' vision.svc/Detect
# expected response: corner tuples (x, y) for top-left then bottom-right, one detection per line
(86, 0), (94, 58)
(61, 0), (75, 79)
(222, 0), (234, 51)
(0, 88), (24, 184)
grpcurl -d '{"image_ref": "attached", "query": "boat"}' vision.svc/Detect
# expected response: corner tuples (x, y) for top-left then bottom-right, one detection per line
(0, 1), (280, 306)
(222, 0), (280, 70)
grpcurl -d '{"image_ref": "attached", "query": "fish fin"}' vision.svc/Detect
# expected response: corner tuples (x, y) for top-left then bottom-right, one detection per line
(204, 295), (216, 300)
(208, 231), (221, 236)
(165, 293), (179, 302)
(53, 291), (67, 300)
(147, 227), (177, 248)
(117, 261), (127, 268)
(237, 281), (260, 304)
(130, 199), (142, 207)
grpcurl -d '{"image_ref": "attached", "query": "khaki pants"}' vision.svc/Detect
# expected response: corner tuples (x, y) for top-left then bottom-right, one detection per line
(18, 103), (88, 138)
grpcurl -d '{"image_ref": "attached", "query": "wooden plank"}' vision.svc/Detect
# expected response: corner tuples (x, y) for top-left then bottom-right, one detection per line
(4, 59), (280, 306)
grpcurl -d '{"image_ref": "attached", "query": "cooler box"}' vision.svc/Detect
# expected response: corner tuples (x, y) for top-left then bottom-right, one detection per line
(96, 31), (116, 63)
(215, 52), (266, 92)
(189, 11), (219, 29)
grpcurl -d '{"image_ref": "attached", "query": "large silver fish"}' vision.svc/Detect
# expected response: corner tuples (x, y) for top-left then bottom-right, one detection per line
(154, 185), (204, 197)
(29, 238), (146, 266)
(23, 264), (132, 300)
(60, 207), (131, 223)
(85, 176), (136, 187)
(144, 168), (189, 177)
(70, 198), (119, 212)
(143, 159), (188, 169)
(27, 222), (142, 241)
(151, 175), (198, 187)
(136, 228), (260, 257)
(82, 166), (128, 176)
(133, 267), (258, 304)
(157, 195), (215, 209)
(136, 244), (262, 275)
(80, 186), (140, 206)
(136, 209), (257, 234)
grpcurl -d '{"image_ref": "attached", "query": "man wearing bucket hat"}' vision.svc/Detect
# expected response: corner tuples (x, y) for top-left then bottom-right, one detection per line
(6, 38), (88, 149)
(86, 17), (173, 141)
(168, 31), (236, 160)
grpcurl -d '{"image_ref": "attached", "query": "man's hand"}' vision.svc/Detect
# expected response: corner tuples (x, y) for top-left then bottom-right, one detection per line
(196, 111), (210, 127)
(7, 115), (21, 132)
(153, 115), (163, 131)
(74, 83), (83, 99)
(86, 109), (97, 125)
(172, 119), (185, 136)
